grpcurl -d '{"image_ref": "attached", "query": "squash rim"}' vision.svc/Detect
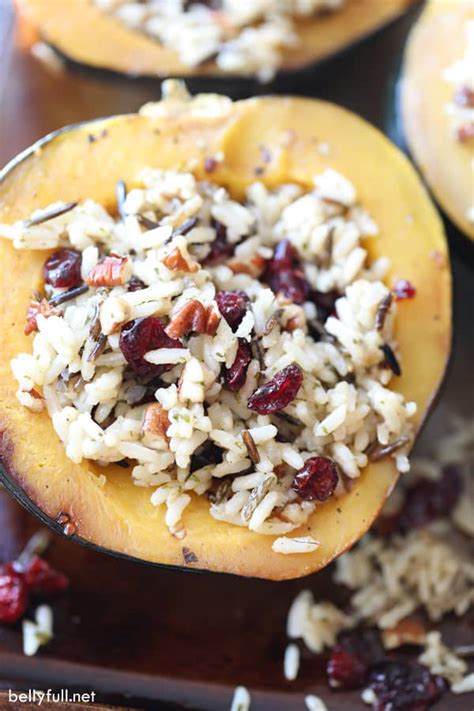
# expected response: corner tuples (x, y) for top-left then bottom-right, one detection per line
(0, 100), (452, 579)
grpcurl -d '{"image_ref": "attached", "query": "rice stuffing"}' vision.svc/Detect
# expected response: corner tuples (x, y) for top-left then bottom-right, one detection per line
(94, 0), (345, 82)
(284, 417), (474, 697)
(1, 163), (416, 540)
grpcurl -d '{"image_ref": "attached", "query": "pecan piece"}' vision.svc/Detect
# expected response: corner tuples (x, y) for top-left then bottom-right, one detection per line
(25, 298), (58, 335)
(86, 256), (132, 287)
(17, 388), (45, 412)
(227, 254), (265, 278)
(285, 313), (305, 332)
(382, 619), (427, 650)
(165, 300), (220, 339)
(163, 247), (198, 273)
(204, 305), (221, 335)
(143, 403), (170, 441)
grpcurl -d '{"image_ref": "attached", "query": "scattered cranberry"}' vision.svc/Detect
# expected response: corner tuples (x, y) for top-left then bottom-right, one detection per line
(454, 86), (474, 108)
(368, 661), (445, 711)
(328, 647), (369, 690)
(43, 248), (82, 289)
(379, 465), (463, 535)
(119, 317), (183, 377)
(327, 628), (385, 690)
(248, 364), (303, 414)
(0, 564), (28, 624)
(311, 289), (340, 321)
(263, 240), (308, 305)
(292, 457), (338, 502)
(457, 122), (474, 142)
(216, 290), (249, 331)
(223, 341), (252, 391)
(204, 156), (218, 173)
(204, 221), (234, 264)
(127, 276), (146, 292)
(393, 279), (416, 301)
(23, 555), (69, 596)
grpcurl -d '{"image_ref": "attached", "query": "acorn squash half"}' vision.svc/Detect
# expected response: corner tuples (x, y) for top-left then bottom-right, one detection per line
(18, 0), (418, 80)
(399, 0), (474, 242)
(0, 94), (451, 580)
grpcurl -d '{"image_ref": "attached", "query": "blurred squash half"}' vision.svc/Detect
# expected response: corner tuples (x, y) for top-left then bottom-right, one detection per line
(19, 0), (418, 79)
(400, 0), (474, 241)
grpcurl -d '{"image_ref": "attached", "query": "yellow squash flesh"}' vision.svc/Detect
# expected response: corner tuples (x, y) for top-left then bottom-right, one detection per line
(400, 0), (474, 241)
(19, 0), (416, 78)
(0, 96), (451, 579)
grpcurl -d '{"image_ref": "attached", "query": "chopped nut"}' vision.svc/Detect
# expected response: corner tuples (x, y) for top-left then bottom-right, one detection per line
(285, 313), (305, 332)
(86, 256), (132, 287)
(143, 403), (170, 441)
(165, 300), (219, 339)
(100, 296), (131, 335)
(228, 254), (265, 278)
(163, 246), (198, 273)
(383, 618), (427, 650)
(17, 388), (45, 412)
(204, 305), (221, 336)
(24, 298), (58, 335)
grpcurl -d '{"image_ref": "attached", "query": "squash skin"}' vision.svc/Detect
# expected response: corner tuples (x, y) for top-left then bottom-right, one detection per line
(400, 0), (474, 242)
(0, 97), (451, 580)
(19, 0), (418, 80)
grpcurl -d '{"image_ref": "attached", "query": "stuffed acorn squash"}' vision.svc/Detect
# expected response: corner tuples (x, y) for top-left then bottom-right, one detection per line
(0, 88), (451, 579)
(400, 0), (474, 241)
(19, 0), (417, 81)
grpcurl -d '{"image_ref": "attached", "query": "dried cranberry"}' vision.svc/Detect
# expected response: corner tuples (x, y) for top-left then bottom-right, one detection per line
(248, 364), (303, 414)
(311, 289), (340, 321)
(263, 240), (308, 305)
(327, 628), (385, 690)
(119, 317), (183, 377)
(204, 221), (233, 264)
(454, 86), (474, 108)
(327, 647), (368, 690)
(292, 456), (338, 501)
(127, 276), (146, 292)
(43, 248), (82, 288)
(457, 122), (474, 142)
(368, 661), (445, 711)
(223, 341), (252, 391)
(395, 465), (462, 533)
(0, 564), (28, 624)
(393, 279), (416, 301)
(216, 290), (249, 331)
(24, 555), (69, 596)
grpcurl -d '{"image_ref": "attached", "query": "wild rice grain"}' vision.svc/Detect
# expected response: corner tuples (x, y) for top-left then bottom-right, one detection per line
(242, 430), (260, 464)
(115, 180), (127, 221)
(375, 293), (393, 331)
(48, 283), (89, 307)
(23, 201), (77, 228)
